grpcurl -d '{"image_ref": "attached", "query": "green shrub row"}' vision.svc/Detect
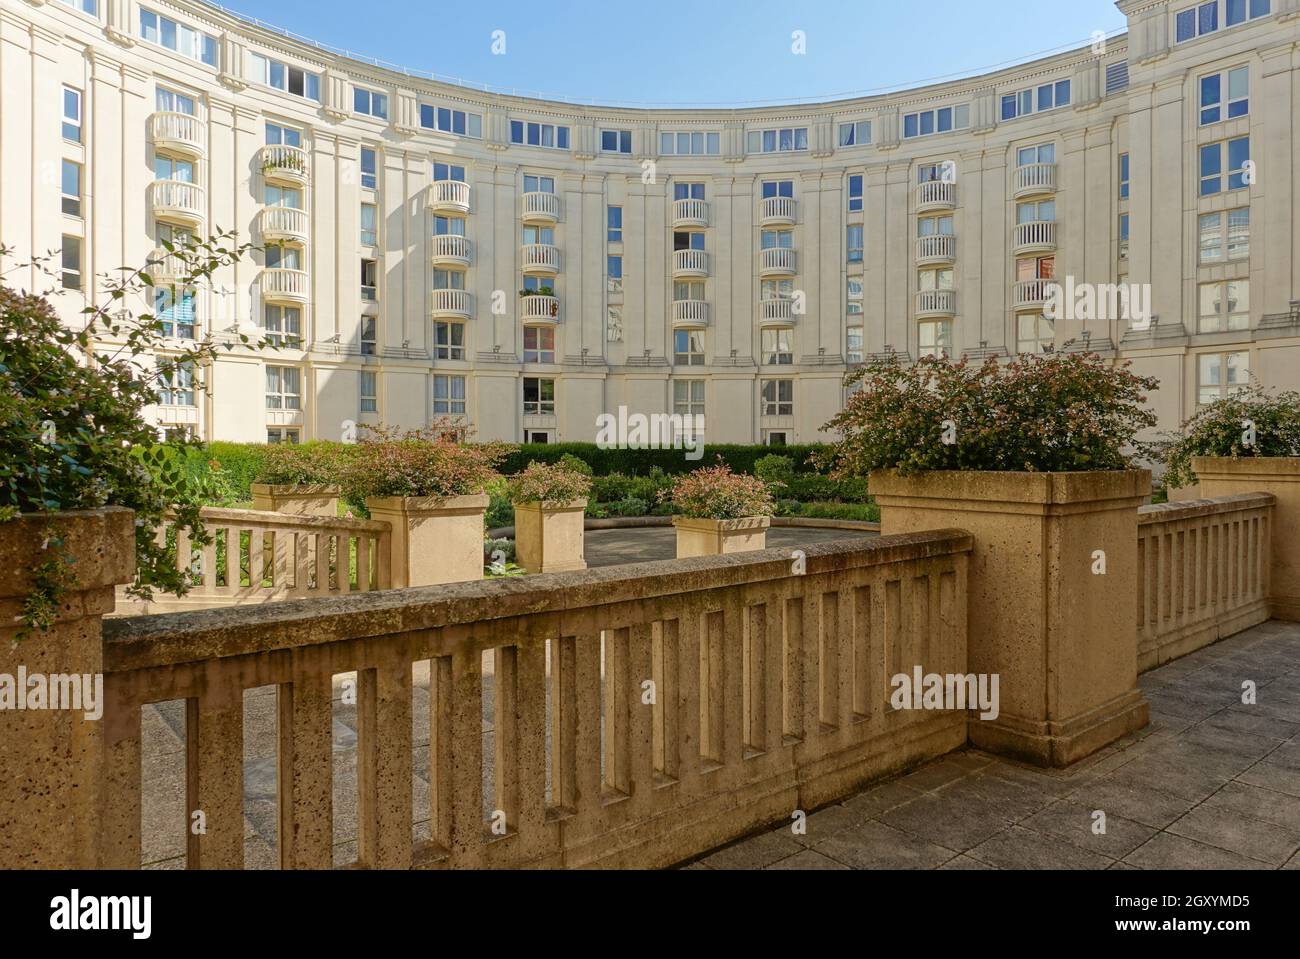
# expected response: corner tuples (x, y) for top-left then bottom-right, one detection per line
(498, 443), (827, 478)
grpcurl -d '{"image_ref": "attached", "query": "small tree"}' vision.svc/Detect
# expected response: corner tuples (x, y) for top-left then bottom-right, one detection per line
(1158, 383), (1300, 489)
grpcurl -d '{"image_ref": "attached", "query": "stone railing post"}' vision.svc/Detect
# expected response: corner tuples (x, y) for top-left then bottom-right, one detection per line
(0, 507), (135, 868)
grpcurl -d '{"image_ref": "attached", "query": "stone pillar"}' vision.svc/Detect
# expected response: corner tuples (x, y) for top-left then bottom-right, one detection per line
(872, 470), (1151, 767)
(0, 508), (134, 868)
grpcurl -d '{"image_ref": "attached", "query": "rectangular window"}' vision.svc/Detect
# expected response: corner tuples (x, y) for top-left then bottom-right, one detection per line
(523, 174), (554, 194)
(360, 315), (377, 355)
(523, 326), (556, 363)
(745, 127), (809, 154)
(263, 305), (301, 347)
(607, 206), (623, 243)
(847, 174), (864, 212)
(1198, 351), (1250, 405)
(433, 162), (466, 183)
(846, 328), (863, 364)
(1199, 136), (1250, 196)
(58, 0), (99, 16)
(847, 278), (863, 316)
(673, 329), (705, 366)
(761, 180), (794, 199)
(433, 215), (464, 238)
(919, 320), (954, 359)
(838, 120), (872, 147)
(607, 254), (623, 292)
(1119, 153), (1130, 199)
(433, 374), (467, 415)
(361, 148), (377, 190)
(903, 104), (971, 138)
(266, 428), (300, 444)
(61, 160), (81, 217)
(917, 215), (954, 237)
(1017, 143), (1056, 167)
(139, 9), (217, 66)
(673, 182), (706, 202)
(523, 377), (555, 415)
(1001, 82), (1070, 120)
(761, 329), (794, 366)
(1017, 199), (1056, 223)
(156, 87), (195, 116)
(1119, 213), (1130, 260)
(266, 123), (302, 148)
(360, 203), (377, 246)
(433, 268), (465, 291)
(360, 371), (377, 413)
(673, 280), (704, 302)
(153, 154), (194, 184)
(760, 379), (793, 416)
(418, 104), (482, 138)
(61, 236), (81, 290)
(265, 366), (302, 410)
(361, 259), (377, 301)
(154, 287), (196, 339)
(265, 184), (302, 209)
(1017, 314), (1055, 354)
(157, 361), (195, 407)
(1200, 66), (1249, 124)
(660, 131), (721, 155)
(673, 380), (705, 416)
(1198, 279), (1250, 332)
(62, 87), (82, 143)
(847, 224), (864, 264)
(1199, 208), (1250, 262)
(353, 87), (388, 119)
(510, 121), (570, 150)
(601, 129), (633, 154)
(265, 245), (301, 270)
(247, 53), (320, 101)
(434, 321), (465, 360)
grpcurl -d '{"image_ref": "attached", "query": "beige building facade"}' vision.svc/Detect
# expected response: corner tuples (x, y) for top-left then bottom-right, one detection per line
(2, 0), (1298, 446)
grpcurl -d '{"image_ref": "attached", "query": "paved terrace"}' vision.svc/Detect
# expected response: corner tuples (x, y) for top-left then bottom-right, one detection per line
(689, 620), (1300, 870)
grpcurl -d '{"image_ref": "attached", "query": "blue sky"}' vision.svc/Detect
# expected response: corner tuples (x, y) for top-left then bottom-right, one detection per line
(217, 0), (1129, 107)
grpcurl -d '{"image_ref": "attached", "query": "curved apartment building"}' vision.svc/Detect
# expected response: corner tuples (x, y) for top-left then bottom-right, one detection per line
(3, 0), (1299, 445)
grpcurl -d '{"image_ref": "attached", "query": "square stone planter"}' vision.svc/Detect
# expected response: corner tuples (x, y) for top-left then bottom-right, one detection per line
(871, 469), (1151, 768)
(1193, 456), (1300, 621)
(251, 483), (341, 517)
(513, 499), (588, 574)
(365, 494), (489, 587)
(673, 516), (771, 558)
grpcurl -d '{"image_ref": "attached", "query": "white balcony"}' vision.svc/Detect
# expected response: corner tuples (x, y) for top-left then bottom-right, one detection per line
(259, 207), (309, 245)
(760, 196), (797, 226)
(915, 289), (956, 318)
(1014, 278), (1054, 310)
(672, 249), (709, 278)
(916, 234), (956, 265)
(915, 180), (956, 213)
(1013, 220), (1058, 255)
(430, 180), (471, 215)
(759, 247), (797, 277)
(431, 234), (471, 268)
(149, 179), (204, 227)
(759, 297), (796, 327)
(145, 247), (190, 284)
(258, 144), (309, 187)
(521, 294), (560, 324)
(522, 191), (560, 224)
(148, 112), (204, 158)
(672, 300), (709, 329)
(521, 243), (561, 275)
(672, 198), (709, 229)
(261, 268), (309, 304)
(432, 289), (472, 318)
(1014, 162), (1058, 199)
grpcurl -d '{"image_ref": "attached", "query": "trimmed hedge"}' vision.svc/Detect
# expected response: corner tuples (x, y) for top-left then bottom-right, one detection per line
(499, 443), (827, 478)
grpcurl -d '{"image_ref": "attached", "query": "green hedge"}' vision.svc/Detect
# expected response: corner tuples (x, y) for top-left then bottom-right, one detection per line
(499, 443), (827, 477)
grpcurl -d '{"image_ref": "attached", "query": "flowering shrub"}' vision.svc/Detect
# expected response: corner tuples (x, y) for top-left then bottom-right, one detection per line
(661, 464), (776, 520)
(819, 352), (1158, 477)
(253, 442), (356, 487)
(340, 425), (511, 501)
(1158, 384), (1300, 489)
(508, 460), (593, 506)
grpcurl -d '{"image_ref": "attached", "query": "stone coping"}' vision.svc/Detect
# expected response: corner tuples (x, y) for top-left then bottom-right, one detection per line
(671, 515), (772, 533)
(249, 483), (342, 495)
(198, 506), (390, 533)
(870, 469), (1151, 508)
(0, 507), (135, 597)
(1192, 455), (1300, 479)
(1138, 492), (1276, 524)
(365, 493), (490, 514)
(511, 499), (589, 512)
(487, 514), (880, 539)
(102, 529), (971, 671)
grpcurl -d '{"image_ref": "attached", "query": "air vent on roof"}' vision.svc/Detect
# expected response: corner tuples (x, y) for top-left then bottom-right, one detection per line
(1105, 61), (1130, 95)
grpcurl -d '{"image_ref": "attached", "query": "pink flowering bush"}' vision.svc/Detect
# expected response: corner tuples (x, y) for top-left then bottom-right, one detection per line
(508, 460), (593, 506)
(820, 352), (1158, 477)
(661, 464), (776, 520)
(1158, 383), (1300, 489)
(341, 424), (512, 501)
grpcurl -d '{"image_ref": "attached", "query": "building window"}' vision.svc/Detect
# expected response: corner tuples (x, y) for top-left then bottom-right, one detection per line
(61, 236), (80, 290)
(847, 174), (864, 213)
(1198, 351), (1250, 405)
(1017, 314), (1055, 354)
(918, 215), (954, 238)
(761, 180), (794, 201)
(265, 184), (302, 211)
(361, 203), (377, 246)
(434, 215), (464, 239)
(847, 224), (864, 263)
(846, 327), (864, 364)
(433, 161), (465, 183)
(265, 245), (301, 270)
(1179, 0), (1270, 41)
(761, 329), (794, 366)
(360, 316), (377, 355)
(360, 148), (377, 190)
(153, 154), (194, 185)
(674, 280), (705, 304)
(360, 371), (377, 413)
(61, 160), (81, 217)
(601, 129), (633, 154)
(1198, 208), (1250, 263)
(673, 380), (705, 416)
(1119, 214), (1130, 260)
(1017, 198), (1056, 224)
(265, 366), (301, 410)
(248, 53), (320, 101)
(838, 120), (872, 147)
(760, 379), (793, 416)
(523, 326), (555, 363)
(606, 307), (622, 342)
(434, 321), (465, 360)
(1199, 137), (1250, 196)
(746, 128), (809, 154)
(674, 182), (706, 202)
(761, 229), (794, 250)
(58, 0), (99, 15)
(139, 9), (217, 66)
(156, 88), (195, 117)
(523, 174), (554, 194)
(266, 123), (302, 148)
(433, 374), (466, 415)
(523, 378), (555, 415)
(1119, 153), (1130, 200)
(361, 260), (377, 301)
(434, 269), (465, 291)
(847, 278), (863, 316)
(674, 231), (705, 254)
(673, 329), (705, 366)
(1200, 66), (1249, 124)
(267, 428), (300, 444)
(155, 287), (196, 339)
(520, 275), (552, 297)
(1018, 144), (1056, 170)
(353, 87), (388, 119)
(1001, 81), (1070, 121)
(157, 360), (195, 406)
(918, 267), (954, 292)
(607, 255), (623, 293)
(510, 121), (570, 150)
(419, 104), (482, 138)
(607, 206), (622, 243)
(264, 305), (301, 347)
(918, 320), (953, 359)
(522, 224), (554, 248)
(904, 104), (971, 138)
(1017, 255), (1056, 283)
(62, 87), (82, 143)
(1198, 280), (1250, 332)
(660, 131), (721, 155)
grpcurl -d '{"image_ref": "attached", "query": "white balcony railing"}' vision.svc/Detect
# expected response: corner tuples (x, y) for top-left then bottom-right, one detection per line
(672, 300), (709, 328)
(261, 268), (309, 302)
(522, 191), (561, 223)
(431, 234), (472, 266)
(1014, 278), (1053, 309)
(521, 294), (560, 323)
(521, 243), (561, 274)
(148, 111), (204, 156)
(760, 196), (797, 225)
(258, 144), (309, 185)
(916, 234), (956, 264)
(259, 207), (309, 244)
(672, 249), (709, 277)
(759, 297), (796, 326)
(432, 288), (472, 318)
(759, 247), (797, 275)
(915, 180), (957, 212)
(1014, 162), (1058, 198)
(672, 198), (708, 228)
(149, 179), (205, 224)
(146, 247), (190, 283)
(915, 288), (957, 317)
(1013, 220), (1058, 253)
(430, 180), (471, 214)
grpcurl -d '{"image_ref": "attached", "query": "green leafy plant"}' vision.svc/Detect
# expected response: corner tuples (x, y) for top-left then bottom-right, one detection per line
(819, 352), (1159, 478)
(253, 442), (356, 487)
(518, 286), (555, 297)
(339, 424), (512, 501)
(661, 463), (776, 520)
(754, 453), (796, 487)
(508, 460), (593, 507)
(1157, 383), (1300, 489)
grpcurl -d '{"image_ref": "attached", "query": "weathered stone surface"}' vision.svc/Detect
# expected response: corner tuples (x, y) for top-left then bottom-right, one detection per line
(672, 515), (771, 558)
(250, 483), (342, 518)
(513, 499), (587, 574)
(366, 494), (488, 588)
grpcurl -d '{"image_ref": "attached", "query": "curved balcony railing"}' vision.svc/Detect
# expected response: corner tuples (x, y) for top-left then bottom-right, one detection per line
(148, 111), (204, 157)
(149, 179), (205, 225)
(1014, 162), (1058, 199)
(672, 300), (709, 328)
(522, 191), (561, 223)
(1014, 278), (1054, 309)
(672, 198), (708, 228)
(431, 288), (472, 318)
(521, 243), (561, 274)
(520, 294), (560, 323)
(1013, 220), (1058, 254)
(759, 247), (797, 276)
(258, 144), (309, 186)
(760, 196), (796, 226)
(672, 249), (709, 278)
(431, 234), (471, 267)
(915, 288), (956, 318)
(759, 297), (796, 326)
(915, 180), (956, 212)
(916, 234), (956, 265)
(259, 206), (309, 245)
(260, 268), (309, 303)
(430, 180), (471, 215)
